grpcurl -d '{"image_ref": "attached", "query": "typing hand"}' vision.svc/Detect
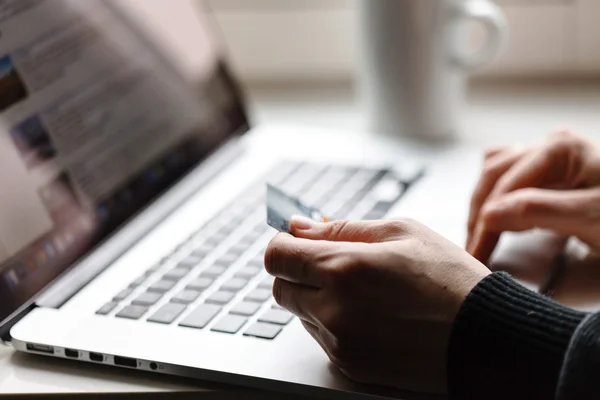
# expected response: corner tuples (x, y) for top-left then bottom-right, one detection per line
(467, 130), (600, 264)
(265, 217), (489, 394)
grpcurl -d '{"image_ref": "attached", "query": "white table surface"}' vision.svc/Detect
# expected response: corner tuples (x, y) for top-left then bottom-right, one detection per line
(3, 81), (600, 394)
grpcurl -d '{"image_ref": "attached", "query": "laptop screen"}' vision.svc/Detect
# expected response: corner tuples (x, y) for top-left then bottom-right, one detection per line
(0, 1), (248, 325)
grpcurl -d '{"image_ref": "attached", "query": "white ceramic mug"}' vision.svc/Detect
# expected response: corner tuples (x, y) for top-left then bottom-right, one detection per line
(358, 0), (507, 141)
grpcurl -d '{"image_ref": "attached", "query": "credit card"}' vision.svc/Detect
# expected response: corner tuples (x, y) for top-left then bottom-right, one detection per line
(266, 184), (329, 233)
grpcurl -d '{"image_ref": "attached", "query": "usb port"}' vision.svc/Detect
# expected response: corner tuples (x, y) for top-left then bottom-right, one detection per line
(89, 352), (103, 362)
(64, 349), (79, 358)
(114, 356), (137, 368)
(26, 343), (54, 354)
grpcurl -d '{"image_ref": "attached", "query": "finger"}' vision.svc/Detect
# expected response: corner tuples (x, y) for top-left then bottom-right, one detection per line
(481, 188), (600, 243)
(484, 146), (508, 160)
(470, 188), (600, 263)
(469, 138), (587, 261)
(491, 137), (586, 198)
(289, 217), (409, 243)
(265, 233), (341, 287)
(467, 147), (528, 244)
(272, 278), (321, 324)
(468, 225), (500, 265)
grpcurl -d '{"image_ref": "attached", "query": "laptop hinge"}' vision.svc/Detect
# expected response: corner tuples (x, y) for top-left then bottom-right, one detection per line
(0, 303), (37, 345)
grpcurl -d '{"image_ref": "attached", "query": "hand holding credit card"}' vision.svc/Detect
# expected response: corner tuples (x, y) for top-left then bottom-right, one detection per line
(266, 184), (329, 233)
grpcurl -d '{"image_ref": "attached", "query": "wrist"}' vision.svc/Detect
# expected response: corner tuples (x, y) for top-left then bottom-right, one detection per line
(449, 258), (491, 324)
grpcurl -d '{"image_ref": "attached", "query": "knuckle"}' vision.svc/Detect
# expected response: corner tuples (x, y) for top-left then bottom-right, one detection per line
(549, 128), (578, 141)
(324, 220), (351, 240)
(512, 189), (542, 216)
(549, 137), (577, 156)
(548, 130), (585, 157)
(367, 219), (414, 241)
(388, 217), (416, 233)
(482, 160), (504, 179)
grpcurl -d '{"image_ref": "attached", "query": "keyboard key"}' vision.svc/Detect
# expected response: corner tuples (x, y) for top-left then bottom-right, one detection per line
(174, 242), (195, 256)
(178, 256), (203, 269)
(205, 233), (227, 246)
(159, 253), (172, 264)
(370, 200), (397, 215)
(116, 305), (148, 320)
(186, 277), (214, 291)
(147, 264), (161, 273)
(96, 301), (118, 315)
(201, 265), (227, 278)
(362, 212), (379, 221)
(187, 234), (206, 247)
(238, 236), (256, 247)
(258, 309), (294, 325)
(258, 276), (274, 289)
(113, 288), (133, 301)
(267, 160), (300, 183)
(211, 315), (248, 334)
(393, 160), (426, 184)
(179, 304), (222, 329)
(218, 224), (236, 236)
(244, 322), (282, 340)
(226, 244), (249, 256)
(272, 303), (285, 311)
(249, 253), (265, 265)
(163, 267), (189, 281)
(148, 279), (177, 293)
(230, 301), (261, 316)
(132, 292), (163, 306)
(148, 303), (187, 324)
(220, 278), (248, 292)
(242, 231), (262, 243)
(191, 245), (213, 258)
(205, 291), (235, 305)
(244, 289), (272, 303)
(246, 259), (264, 268)
(215, 254), (238, 266)
(252, 223), (269, 234)
(235, 266), (261, 279)
(129, 274), (148, 288)
(171, 290), (201, 304)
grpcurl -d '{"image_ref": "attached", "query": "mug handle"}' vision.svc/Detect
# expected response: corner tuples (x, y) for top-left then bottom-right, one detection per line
(451, 0), (508, 70)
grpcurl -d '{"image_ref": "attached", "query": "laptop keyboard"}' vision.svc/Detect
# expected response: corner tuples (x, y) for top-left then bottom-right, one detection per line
(95, 160), (423, 340)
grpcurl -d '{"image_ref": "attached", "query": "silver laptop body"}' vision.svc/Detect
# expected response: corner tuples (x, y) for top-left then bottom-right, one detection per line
(0, 1), (495, 399)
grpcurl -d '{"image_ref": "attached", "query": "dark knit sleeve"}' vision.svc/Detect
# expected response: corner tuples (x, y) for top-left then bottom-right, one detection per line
(556, 312), (600, 399)
(448, 272), (587, 400)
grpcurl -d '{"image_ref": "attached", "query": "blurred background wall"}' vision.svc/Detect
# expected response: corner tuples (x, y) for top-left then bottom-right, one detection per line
(207, 0), (600, 83)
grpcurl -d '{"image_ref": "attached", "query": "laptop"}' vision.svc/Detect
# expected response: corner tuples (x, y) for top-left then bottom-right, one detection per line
(0, 1), (555, 399)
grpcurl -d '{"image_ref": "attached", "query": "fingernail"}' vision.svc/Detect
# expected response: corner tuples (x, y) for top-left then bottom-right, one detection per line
(290, 215), (315, 230)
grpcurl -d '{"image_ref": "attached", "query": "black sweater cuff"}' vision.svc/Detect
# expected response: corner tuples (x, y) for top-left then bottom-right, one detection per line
(556, 312), (600, 399)
(448, 272), (587, 400)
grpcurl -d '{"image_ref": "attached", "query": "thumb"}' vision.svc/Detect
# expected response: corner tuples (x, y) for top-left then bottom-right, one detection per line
(481, 188), (600, 244)
(289, 216), (407, 243)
